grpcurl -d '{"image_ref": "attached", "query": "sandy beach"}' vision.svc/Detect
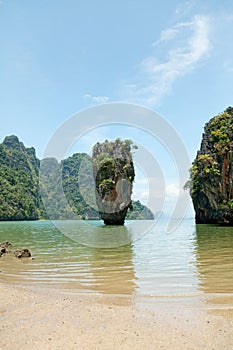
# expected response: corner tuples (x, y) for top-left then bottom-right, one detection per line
(0, 281), (233, 350)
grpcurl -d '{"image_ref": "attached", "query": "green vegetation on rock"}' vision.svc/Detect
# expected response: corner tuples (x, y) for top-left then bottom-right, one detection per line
(0, 136), (153, 221)
(187, 107), (233, 224)
(126, 200), (154, 220)
(0, 136), (42, 220)
(92, 139), (136, 225)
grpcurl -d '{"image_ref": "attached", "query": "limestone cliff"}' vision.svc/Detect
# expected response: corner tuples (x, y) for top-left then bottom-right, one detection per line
(189, 107), (233, 224)
(0, 135), (42, 220)
(92, 139), (136, 225)
(0, 136), (153, 221)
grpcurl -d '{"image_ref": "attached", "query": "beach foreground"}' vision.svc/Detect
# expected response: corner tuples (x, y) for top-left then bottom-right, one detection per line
(0, 282), (233, 350)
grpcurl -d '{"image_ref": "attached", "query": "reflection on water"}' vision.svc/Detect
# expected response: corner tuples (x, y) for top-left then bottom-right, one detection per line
(85, 245), (137, 294)
(52, 219), (155, 247)
(0, 220), (198, 296)
(1, 220), (233, 302)
(195, 225), (233, 294)
(53, 220), (133, 248)
(0, 221), (137, 294)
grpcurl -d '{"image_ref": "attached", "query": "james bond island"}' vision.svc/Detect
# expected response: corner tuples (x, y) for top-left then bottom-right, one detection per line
(92, 139), (137, 225)
(188, 107), (233, 225)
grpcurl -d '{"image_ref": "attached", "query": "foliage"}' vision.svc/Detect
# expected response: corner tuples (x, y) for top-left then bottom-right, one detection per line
(0, 136), (153, 221)
(61, 153), (98, 219)
(188, 107), (233, 223)
(126, 200), (154, 220)
(205, 107), (233, 154)
(0, 135), (42, 220)
(92, 138), (136, 193)
(39, 154), (98, 220)
(92, 138), (136, 224)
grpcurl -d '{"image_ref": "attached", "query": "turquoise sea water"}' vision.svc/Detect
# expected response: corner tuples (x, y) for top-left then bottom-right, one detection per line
(0, 219), (233, 301)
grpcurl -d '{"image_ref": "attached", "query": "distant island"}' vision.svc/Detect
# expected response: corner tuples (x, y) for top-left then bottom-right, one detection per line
(0, 135), (154, 221)
(187, 107), (233, 224)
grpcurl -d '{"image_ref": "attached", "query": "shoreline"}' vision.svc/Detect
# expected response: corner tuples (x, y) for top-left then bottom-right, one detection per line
(1, 281), (233, 349)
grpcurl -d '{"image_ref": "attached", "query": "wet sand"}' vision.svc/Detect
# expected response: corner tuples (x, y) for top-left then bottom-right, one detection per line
(0, 282), (233, 349)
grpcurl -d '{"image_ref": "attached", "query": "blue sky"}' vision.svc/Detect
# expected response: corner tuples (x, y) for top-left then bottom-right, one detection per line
(1, 0), (233, 217)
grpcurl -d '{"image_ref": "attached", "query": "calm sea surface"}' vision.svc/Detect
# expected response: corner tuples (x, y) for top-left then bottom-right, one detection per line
(0, 219), (233, 304)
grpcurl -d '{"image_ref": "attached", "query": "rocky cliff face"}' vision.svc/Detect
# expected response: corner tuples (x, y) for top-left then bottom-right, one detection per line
(0, 136), (153, 221)
(0, 135), (42, 220)
(92, 139), (136, 225)
(189, 107), (233, 224)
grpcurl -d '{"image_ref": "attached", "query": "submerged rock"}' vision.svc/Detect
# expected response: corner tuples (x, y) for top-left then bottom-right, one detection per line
(188, 107), (233, 224)
(0, 241), (11, 256)
(0, 241), (11, 249)
(0, 247), (7, 255)
(92, 139), (136, 225)
(14, 248), (31, 258)
(0, 242), (32, 259)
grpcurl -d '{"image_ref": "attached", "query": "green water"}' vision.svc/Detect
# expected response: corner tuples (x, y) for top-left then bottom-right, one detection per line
(0, 220), (233, 300)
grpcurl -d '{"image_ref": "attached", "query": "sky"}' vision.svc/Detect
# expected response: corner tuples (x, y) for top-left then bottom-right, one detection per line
(1, 0), (233, 218)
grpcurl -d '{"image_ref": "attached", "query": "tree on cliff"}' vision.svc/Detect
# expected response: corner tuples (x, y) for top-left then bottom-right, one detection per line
(92, 138), (137, 225)
(0, 135), (153, 221)
(0, 135), (42, 220)
(187, 107), (233, 224)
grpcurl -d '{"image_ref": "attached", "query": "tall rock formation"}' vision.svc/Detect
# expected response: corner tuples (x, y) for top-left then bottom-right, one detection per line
(0, 135), (153, 221)
(0, 135), (42, 220)
(92, 139), (136, 225)
(188, 107), (233, 224)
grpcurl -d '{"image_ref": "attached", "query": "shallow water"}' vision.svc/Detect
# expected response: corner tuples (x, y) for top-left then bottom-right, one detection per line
(0, 219), (233, 304)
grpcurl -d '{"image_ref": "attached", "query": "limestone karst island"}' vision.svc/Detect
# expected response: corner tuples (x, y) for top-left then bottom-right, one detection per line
(92, 139), (136, 225)
(0, 135), (153, 222)
(188, 107), (233, 225)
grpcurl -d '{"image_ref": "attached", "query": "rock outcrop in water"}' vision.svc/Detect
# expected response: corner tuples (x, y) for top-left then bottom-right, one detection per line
(0, 241), (11, 256)
(0, 242), (32, 259)
(188, 107), (233, 224)
(92, 139), (136, 225)
(14, 248), (31, 258)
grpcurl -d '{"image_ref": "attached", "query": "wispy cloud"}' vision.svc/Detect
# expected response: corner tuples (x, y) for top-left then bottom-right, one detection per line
(166, 183), (180, 197)
(165, 182), (194, 219)
(123, 14), (211, 108)
(83, 93), (109, 104)
(132, 177), (193, 218)
(175, 0), (196, 18)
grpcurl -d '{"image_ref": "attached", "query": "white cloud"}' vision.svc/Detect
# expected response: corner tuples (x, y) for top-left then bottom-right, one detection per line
(166, 183), (180, 197)
(83, 93), (109, 104)
(123, 14), (211, 107)
(163, 182), (193, 219)
(155, 27), (179, 43)
(132, 177), (193, 219)
(132, 190), (148, 202)
(92, 96), (109, 103)
(175, 0), (196, 18)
